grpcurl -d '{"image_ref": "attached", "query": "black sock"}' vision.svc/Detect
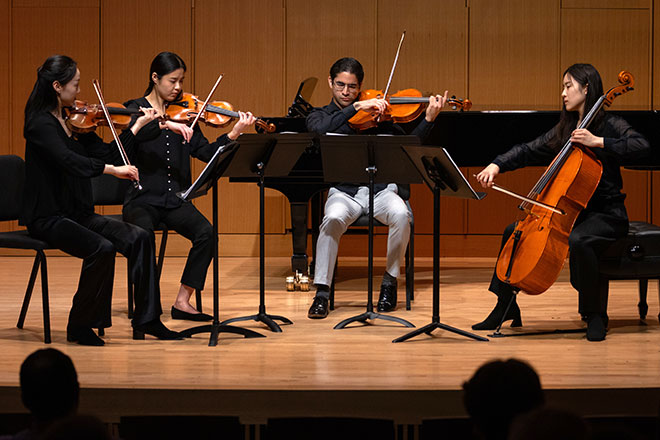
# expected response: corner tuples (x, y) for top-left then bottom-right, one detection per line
(315, 284), (330, 299)
(382, 271), (397, 286)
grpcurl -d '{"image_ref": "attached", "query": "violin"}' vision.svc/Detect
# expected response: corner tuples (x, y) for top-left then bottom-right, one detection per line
(64, 100), (147, 133)
(348, 89), (471, 131)
(166, 92), (275, 133)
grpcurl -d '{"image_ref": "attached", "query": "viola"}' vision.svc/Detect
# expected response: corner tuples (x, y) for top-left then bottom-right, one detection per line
(64, 100), (146, 133)
(166, 92), (275, 133)
(348, 89), (471, 131)
(493, 71), (635, 295)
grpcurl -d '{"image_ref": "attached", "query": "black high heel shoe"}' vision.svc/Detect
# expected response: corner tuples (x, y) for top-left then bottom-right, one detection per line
(67, 325), (105, 346)
(472, 298), (522, 330)
(133, 319), (183, 340)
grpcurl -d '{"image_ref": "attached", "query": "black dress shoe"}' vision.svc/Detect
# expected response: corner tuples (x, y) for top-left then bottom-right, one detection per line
(472, 297), (522, 330)
(308, 296), (329, 319)
(586, 315), (607, 341)
(377, 282), (397, 312)
(171, 306), (213, 322)
(133, 320), (183, 340)
(67, 326), (105, 346)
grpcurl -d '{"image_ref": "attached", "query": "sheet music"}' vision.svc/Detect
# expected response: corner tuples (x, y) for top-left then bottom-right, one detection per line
(178, 143), (229, 200)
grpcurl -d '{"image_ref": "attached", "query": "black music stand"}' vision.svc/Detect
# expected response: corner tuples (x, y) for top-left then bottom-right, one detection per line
(221, 133), (315, 332)
(393, 146), (489, 343)
(319, 135), (421, 330)
(177, 142), (265, 346)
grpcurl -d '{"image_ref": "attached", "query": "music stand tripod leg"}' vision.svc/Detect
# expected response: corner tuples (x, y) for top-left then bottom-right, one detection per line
(221, 143), (293, 332)
(179, 178), (266, 345)
(333, 143), (416, 330)
(394, 180), (488, 343)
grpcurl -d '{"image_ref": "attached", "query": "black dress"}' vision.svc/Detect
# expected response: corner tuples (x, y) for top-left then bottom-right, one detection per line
(122, 97), (231, 292)
(487, 113), (650, 319)
(22, 111), (163, 328)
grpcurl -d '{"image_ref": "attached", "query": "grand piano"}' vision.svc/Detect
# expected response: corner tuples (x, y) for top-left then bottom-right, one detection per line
(252, 79), (660, 275)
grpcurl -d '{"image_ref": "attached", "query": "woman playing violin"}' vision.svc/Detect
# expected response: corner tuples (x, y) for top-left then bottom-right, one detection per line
(122, 52), (256, 321)
(473, 63), (649, 341)
(21, 55), (181, 345)
(305, 57), (447, 319)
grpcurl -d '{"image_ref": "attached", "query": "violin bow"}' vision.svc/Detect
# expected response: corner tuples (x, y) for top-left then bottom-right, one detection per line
(92, 79), (142, 190)
(383, 30), (406, 97)
(189, 74), (224, 132)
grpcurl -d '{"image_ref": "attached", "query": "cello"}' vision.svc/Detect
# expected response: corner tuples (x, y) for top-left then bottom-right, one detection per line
(493, 71), (635, 295)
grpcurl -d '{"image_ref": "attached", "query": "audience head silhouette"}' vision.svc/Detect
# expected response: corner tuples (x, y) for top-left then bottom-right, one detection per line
(463, 358), (544, 440)
(20, 348), (79, 425)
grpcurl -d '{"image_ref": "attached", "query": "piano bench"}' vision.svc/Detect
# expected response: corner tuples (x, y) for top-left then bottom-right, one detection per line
(599, 221), (660, 321)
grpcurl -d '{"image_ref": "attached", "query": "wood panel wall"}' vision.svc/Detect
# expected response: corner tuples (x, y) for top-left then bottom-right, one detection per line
(1, 0), (658, 258)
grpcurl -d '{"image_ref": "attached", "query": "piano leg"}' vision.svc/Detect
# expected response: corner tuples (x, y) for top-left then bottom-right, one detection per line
(290, 202), (310, 275)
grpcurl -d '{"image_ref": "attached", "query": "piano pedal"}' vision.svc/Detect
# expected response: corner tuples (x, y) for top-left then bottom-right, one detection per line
(286, 271), (310, 292)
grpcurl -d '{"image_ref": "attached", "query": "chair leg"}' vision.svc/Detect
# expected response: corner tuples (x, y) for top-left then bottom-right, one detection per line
(329, 261), (337, 311)
(38, 252), (51, 344)
(127, 265), (134, 319)
(405, 246), (411, 311)
(156, 229), (168, 281)
(17, 252), (41, 329)
(657, 279), (660, 323)
(638, 279), (649, 320)
(195, 289), (203, 313)
(406, 219), (415, 309)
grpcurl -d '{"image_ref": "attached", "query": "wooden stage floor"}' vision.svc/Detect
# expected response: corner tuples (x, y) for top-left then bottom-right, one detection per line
(0, 255), (659, 425)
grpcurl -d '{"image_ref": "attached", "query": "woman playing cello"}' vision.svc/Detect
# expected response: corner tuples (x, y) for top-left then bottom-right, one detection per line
(473, 63), (649, 341)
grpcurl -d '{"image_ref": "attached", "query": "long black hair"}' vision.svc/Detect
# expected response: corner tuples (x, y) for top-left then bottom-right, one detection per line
(551, 63), (604, 150)
(24, 55), (77, 132)
(144, 51), (186, 97)
(329, 57), (364, 84)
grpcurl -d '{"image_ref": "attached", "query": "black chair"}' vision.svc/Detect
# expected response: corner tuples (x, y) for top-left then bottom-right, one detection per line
(329, 200), (415, 311)
(599, 221), (660, 321)
(0, 155), (53, 343)
(90, 174), (202, 318)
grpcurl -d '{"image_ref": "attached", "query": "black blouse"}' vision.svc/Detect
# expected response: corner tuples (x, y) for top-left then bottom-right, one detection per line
(491, 113), (650, 208)
(123, 97), (230, 209)
(21, 111), (134, 225)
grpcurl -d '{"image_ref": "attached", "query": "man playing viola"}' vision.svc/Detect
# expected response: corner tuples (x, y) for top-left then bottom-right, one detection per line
(305, 57), (447, 319)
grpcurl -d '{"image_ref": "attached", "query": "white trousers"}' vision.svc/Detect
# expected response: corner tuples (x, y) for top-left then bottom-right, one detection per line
(313, 185), (411, 290)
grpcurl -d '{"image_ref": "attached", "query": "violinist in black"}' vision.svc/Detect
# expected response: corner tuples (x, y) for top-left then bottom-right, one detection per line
(22, 55), (181, 345)
(122, 52), (256, 321)
(473, 63), (650, 341)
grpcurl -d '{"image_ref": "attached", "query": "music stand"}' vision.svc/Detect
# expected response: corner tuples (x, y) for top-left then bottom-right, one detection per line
(319, 134), (421, 330)
(221, 133), (315, 332)
(393, 146), (489, 343)
(177, 142), (266, 346)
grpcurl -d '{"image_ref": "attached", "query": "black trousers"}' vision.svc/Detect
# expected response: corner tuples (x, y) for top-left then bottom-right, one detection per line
(28, 213), (162, 328)
(489, 203), (628, 318)
(123, 201), (213, 291)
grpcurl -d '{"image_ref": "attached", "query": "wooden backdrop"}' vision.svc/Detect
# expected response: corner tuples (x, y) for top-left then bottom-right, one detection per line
(0, 0), (657, 258)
